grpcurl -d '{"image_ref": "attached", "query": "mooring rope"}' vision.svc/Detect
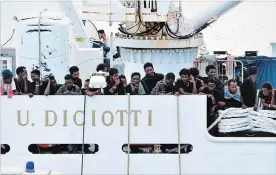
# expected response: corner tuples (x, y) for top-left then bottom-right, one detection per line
(127, 93), (131, 175)
(176, 96), (182, 175)
(0, 77), (2, 158)
(80, 95), (87, 175)
(208, 107), (276, 134)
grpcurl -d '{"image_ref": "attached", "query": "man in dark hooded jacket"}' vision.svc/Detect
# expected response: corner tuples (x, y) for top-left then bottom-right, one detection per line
(142, 62), (164, 93)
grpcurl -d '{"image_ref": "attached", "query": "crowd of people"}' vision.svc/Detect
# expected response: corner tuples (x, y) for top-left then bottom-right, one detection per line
(0, 62), (275, 113)
(1, 62), (276, 154)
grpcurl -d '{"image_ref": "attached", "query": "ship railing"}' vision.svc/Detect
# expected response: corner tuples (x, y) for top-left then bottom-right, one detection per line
(215, 59), (244, 83)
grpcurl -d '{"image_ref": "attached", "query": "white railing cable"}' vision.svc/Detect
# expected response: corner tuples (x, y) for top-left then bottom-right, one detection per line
(176, 96), (182, 175)
(127, 93), (131, 175)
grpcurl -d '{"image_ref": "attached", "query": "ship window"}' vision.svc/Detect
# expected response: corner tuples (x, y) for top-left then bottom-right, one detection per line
(1, 144), (10, 154)
(121, 144), (193, 154)
(28, 144), (99, 154)
(213, 51), (228, 55)
(245, 51), (258, 56)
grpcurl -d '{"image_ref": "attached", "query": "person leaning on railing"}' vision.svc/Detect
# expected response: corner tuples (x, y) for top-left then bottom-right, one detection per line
(151, 73), (177, 95)
(55, 74), (81, 95)
(125, 72), (149, 95)
(189, 67), (204, 92)
(240, 66), (258, 110)
(103, 68), (126, 95)
(258, 82), (276, 110)
(14, 66), (31, 95)
(142, 62), (164, 93)
(175, 68), (197, 95)
(217, 79), (242, 109)
(0, 69), (17, 97)
(199, 79), (224, 116)
(202, 65), (224, 94)
(44, 74), (62, 96)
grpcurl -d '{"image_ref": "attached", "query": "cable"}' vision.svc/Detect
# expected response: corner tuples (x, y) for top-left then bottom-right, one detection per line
(87, 20), (100, 40)
(1, 29), (15, 47)
(80, 95), (87, 175)
(77, 58), (103, 67)
(118, 22), (164, 36)
(127, 93), (131, 175)
(118, 0), (164, 37)
(176, 96), (182, 175)
(20, 53), (66, 60)
(117, 0), (212, 40)
(121, 21), (141, 31)
(19, 17), (60, 21)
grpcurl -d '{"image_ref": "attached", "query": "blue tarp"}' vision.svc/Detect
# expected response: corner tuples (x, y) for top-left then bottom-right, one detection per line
(236, 56), (276, 89)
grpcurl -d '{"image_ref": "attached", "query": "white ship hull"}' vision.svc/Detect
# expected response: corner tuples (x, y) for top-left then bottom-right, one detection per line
(1, 95), (276, 174)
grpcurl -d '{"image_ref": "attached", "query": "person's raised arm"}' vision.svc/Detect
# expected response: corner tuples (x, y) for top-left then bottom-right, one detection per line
(44, 80), (51, 96)
(190, 76), (197, 94)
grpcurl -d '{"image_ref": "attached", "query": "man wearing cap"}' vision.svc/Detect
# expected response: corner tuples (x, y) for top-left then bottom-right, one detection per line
(240, 66), (258, 109)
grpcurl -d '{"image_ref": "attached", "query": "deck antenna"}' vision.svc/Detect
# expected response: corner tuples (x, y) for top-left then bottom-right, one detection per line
(38, 9), (47, 73)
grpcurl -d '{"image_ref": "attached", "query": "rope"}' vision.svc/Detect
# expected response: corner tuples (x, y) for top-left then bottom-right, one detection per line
(176, 96), (182, 175)
(0, 87), (1, 157)
(208, 107), (276, 134)
(0, 1), (2, 157)
(1, 29), (15, 47)
(80, 95), (87, 175)
(127, 93), (131, 175)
